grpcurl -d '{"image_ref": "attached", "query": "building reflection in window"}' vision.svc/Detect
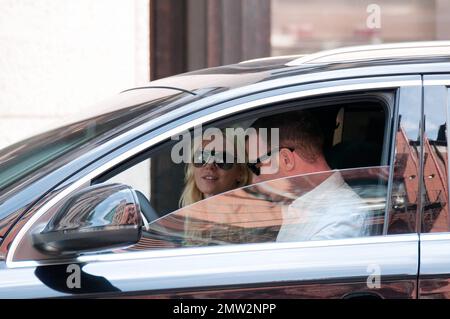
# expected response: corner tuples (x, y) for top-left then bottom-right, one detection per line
(387, 87), (422, 235)
(422, 86), (448, 232)
(388, 120), (421, 234)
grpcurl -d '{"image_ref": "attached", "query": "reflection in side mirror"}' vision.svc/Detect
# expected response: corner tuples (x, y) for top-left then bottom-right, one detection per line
(32, 183), (142, 256)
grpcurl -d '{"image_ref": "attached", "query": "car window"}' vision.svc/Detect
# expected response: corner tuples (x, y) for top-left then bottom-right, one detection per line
(386, 85), (423, 235)
(98, 96), (389, 212)
(11, 90), (403, 263)
(123, 167), (389, 250)
(0, 89), (195, 200)
(421, 85), (449, 233)
(101, 92), (396, 252)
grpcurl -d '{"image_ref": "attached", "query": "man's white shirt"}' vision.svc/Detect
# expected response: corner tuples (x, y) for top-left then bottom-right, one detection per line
(276, 171), (371, 242)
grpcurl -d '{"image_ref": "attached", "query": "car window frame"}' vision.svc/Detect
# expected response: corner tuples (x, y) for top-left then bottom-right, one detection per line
(92, 91), (394, 224)
(6, 74), (422, 268)
(93, 92), (394, 182)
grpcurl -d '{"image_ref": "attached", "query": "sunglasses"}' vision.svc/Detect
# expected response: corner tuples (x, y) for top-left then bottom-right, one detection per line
(192, 150), (236, 170)
(247, 147), (295, 176)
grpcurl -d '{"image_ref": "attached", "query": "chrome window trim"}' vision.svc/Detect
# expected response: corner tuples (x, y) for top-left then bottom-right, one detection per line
(421, 232), (450, 241)
(8, 233), (419, 268)
(423, 79), (450, 86)
(6, 78), (422, 268)
(420, 232), (450, 282)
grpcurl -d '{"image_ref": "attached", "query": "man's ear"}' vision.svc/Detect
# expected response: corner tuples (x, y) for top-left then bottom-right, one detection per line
(280, 148), (295, 172)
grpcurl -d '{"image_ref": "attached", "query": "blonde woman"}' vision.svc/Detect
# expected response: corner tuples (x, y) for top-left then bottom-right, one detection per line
(179, 134), (252, 207)
(179, 131), (252, 246)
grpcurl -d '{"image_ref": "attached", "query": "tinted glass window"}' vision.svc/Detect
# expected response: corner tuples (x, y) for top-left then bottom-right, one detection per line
(386, 86), (422, 234)
(101, 94), (393, 251)
(129, 167), (388, 250)
(421, 85), (449, 233)
(12, 91), (395, 262)
(0, 89), (193, 196)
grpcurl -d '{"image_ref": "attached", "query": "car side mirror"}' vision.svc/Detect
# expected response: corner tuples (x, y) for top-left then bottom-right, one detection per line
(32, 183), (142, 256)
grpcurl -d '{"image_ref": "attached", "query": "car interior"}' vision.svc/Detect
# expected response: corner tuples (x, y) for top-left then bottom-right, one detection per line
(93, 92), (392, 241)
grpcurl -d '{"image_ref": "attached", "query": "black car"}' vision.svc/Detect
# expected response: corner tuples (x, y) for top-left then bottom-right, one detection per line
(1, 41), (450, 298)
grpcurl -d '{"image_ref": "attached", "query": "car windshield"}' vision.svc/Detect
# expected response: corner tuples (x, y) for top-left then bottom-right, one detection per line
(0, 88), (196, 196)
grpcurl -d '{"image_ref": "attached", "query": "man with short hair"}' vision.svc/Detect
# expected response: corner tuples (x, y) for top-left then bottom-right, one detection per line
(247, 111), (370, 242)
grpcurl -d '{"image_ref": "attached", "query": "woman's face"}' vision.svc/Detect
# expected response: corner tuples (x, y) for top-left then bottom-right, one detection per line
(193, 141), (244, 199)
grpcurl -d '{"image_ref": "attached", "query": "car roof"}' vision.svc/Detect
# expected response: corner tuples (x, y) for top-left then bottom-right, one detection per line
(285, 41), (450, 65)
(126, 41), (450, 96)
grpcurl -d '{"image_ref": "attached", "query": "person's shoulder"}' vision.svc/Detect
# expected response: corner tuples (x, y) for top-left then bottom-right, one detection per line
(329, 171), (368, 204)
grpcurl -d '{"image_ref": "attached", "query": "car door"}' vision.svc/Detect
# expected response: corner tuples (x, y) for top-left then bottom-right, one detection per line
(0, 75), (422, 299)
(419, 75), (450, 298)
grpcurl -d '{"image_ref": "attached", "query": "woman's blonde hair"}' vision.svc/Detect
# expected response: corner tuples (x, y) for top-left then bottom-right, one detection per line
(179, 129), (252, 207)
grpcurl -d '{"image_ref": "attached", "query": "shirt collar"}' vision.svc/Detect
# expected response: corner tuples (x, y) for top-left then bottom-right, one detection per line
(293, 170), (345, 204)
